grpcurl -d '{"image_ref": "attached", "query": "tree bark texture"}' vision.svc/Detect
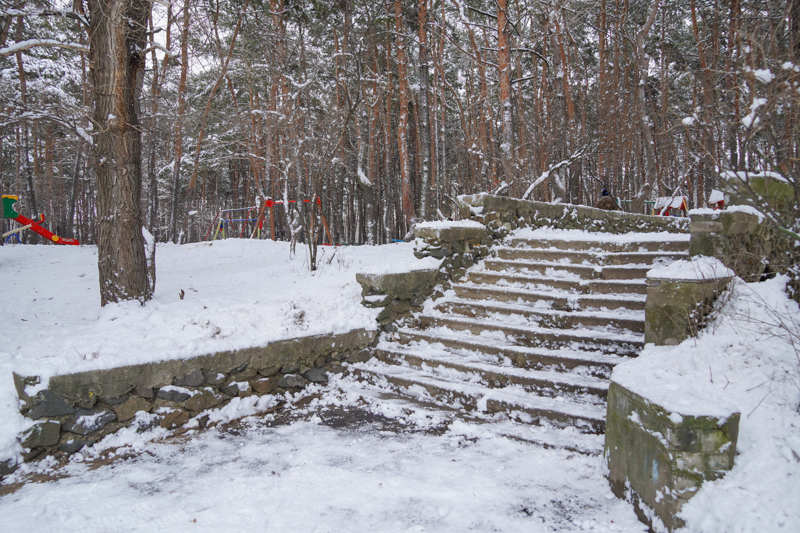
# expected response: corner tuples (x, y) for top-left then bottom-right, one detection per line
(497, 0), (514, 185)
(394, 0), (415, 229)
(88, 0), (152, 305)
(169, 0), (190, 242)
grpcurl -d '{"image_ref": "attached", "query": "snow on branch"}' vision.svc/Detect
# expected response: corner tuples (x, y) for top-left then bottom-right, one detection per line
(521, 144), (592, 201)
(0, 39), (89, 57)
(0, 8), (88, 27)
(1, 113), (93, 145)
(492, 180), (513, 195)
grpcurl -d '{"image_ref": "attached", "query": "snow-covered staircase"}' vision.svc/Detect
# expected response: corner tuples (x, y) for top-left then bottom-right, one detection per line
(350, 229), (690, 454)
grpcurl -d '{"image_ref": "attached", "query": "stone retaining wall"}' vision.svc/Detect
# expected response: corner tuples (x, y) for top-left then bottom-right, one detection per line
(356, 269), (439, 327)
(413, 221), (492, 282)
(9, 328), (375, 467)
(458, 193), (688, 237)
(355, 222), (492, 328)
(645, 258), (734, 346)
(690, 209), (796, 283)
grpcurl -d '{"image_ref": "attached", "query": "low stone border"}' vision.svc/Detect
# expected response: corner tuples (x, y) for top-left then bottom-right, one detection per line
(605, 381), (740, 532)
(458, 193), (688, 237)
(7, 328), (376, 471)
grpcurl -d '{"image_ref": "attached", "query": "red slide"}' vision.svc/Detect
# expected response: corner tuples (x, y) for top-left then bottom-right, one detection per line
(12, 213), (79, 245)
(3, 194), (79, 245)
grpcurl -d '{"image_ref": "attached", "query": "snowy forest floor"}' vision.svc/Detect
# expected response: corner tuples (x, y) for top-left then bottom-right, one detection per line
(0, 376), (646, 532)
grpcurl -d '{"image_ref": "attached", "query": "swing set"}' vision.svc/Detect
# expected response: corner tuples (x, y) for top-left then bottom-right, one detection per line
(206, 196), (334, 245)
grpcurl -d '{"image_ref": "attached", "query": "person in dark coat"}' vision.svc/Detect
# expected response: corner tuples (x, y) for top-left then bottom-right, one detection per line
(596, 188), (620, 211)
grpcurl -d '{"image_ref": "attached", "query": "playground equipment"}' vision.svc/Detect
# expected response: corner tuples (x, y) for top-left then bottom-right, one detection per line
(207, 205), (264, 240)
(207, 196), (334, 245)
(2, 194), (79, 245)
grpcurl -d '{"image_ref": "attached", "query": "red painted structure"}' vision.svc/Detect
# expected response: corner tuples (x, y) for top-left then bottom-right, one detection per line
(2, 194), (79, 245)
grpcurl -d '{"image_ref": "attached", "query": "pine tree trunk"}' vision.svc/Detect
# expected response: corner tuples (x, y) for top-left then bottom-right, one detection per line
(417, 0), (430, 219)
(394, 0), (415, 230)
(88, 0), (152, 305)
(497, 0), (514, 184)
(169, 0), (190, 243)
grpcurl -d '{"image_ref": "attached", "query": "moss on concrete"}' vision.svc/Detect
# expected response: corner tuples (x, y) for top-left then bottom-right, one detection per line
(645, 277), (732, 345)
(605, 382), (740, 532)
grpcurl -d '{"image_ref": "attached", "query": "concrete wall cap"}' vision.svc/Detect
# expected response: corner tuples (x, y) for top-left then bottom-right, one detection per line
(647, 256), (734, 281)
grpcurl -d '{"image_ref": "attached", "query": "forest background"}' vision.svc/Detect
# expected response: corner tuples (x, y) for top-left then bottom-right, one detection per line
(1, 0), (798, 302)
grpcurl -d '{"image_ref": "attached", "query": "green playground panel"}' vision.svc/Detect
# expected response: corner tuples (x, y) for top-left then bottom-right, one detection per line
(2, 195), (20, 219)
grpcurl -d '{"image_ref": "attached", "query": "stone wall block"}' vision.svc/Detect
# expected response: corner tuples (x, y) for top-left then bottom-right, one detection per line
(252, 377), (279, 395)
(281, 360), (300, 374)
(458, 194), (688, 236)
(184, 388), (222, 412)
(58, 435), (91, 454)
(21, 421), (61, 449)
(605, 382), (740, 532)
(12, 372), (39, 409)
(232, 367), (258, 381)
(135, 385), (155, 399)
(205, 370), (228, 385)
(645, 277), (732, 346)
(157, 408), (190, 429)
(64, 409), (116, 436)
(689, 210), (791, 282)
(222, 381), (252, 397)
(113, 396), (152, 422)
(356, 269), (439, 326)
(707, 452), (734, 472)
(156, 386), (194, 403)
(279, 373), (308, 389)
(675, 451), (704, 473)
(174, 369), (205, 388)
(303, 368), (328, 384)
(27, 390), (76, 419)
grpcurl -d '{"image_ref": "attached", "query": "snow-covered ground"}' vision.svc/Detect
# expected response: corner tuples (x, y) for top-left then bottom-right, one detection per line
(0, 240), (437, 461)
(0, 376), (645, 533)
(2, 235), (799, 533)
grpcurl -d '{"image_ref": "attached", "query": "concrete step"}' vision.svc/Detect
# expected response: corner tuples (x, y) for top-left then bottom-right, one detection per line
(507, 237), (690, 253)
(375, 342), (610, 398)
(417, 314), (643, 356)
(434, 298), (645, 334)
(394, 328), (628, 378)
(452, 283), (647, 312)
(466, 270), (648, 295)
(352, 361), (607, 433)
(477, 419), (605, 455)
(341, 369), (604, 455)
(496, 247), (688, 266)
(482, 259), (651, 280)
